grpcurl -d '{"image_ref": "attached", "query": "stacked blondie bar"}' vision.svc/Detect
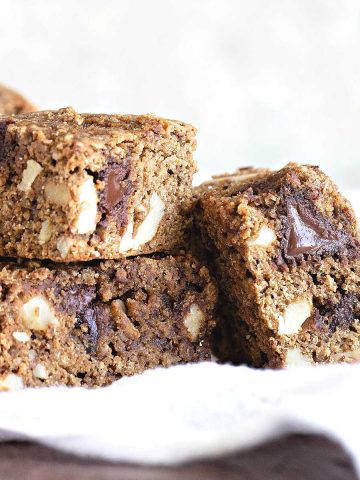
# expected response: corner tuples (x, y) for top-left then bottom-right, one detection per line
(1, 86), (359, 391)
(0, 107), (217, 390)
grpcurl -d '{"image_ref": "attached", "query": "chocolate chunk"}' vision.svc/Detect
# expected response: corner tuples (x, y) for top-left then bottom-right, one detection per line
(59, 285), (96, 315)
(58, 285), (99, 353)
(315, 294), (358, 332)
(82, 306), (98, 353)
(280, 193), (358, 263)
(106, 169), (125, 209)
(286, 200), (340, 257)
(59, 285), (114, 354)
(99, 161), (132, 227)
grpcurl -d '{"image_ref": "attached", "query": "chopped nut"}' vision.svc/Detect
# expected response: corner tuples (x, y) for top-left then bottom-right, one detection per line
(28, 350), (37, 362)
(285, 348), (311, 367)
(0, 374), (24, 391)
(12, 331), (30, 342)
(116, 299), (127, 313)
(33, 363), (48, 379)
(184, 304), (205, 341)
(277, 297), (312, 335)
(110, 299), (140, 340)
(44, 181), (72, 205)
(20, 295), (59, 330)
(119, 192), (165, 252)
(38, 220), (53, 244)
(73, 176), (98, 234)
(248, 225), (277, 247)
(18, 160), (43, 192)
(57, 237), (73, 258)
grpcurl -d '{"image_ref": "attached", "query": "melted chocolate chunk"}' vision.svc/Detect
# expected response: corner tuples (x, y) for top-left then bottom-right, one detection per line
(286, 200), (340, 257)
(99, 161), (132, 227)
(315, 294), (358, 333)
(82, 306), (98, 354)
(59, 285), (96, 315)
(58, 285), (100, 353)
(106, 169), (125, 209)
(280, 193), (357, 263)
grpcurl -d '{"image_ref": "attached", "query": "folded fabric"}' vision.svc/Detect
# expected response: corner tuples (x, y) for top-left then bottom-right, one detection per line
(0, 361), (360, 476)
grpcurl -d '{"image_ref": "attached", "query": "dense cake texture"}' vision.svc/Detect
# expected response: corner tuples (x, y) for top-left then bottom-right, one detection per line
(195, 163), (360, 368)
(0, 84), (36, 115)
(0, 254), (217, 390)
(0, 107), (197, 261)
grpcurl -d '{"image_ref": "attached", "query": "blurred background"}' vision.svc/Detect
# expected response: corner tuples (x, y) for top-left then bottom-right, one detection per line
(1, 0), (360, 188)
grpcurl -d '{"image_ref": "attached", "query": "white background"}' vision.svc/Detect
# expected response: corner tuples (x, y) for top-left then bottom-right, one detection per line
(1, 0), (360, 187)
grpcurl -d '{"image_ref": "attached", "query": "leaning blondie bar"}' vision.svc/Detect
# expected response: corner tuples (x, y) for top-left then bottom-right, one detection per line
(0, 84), (36, 115)
(195, 163), (360, 367)
(0, 254), (217, 389)
(0, 107), (197, 261)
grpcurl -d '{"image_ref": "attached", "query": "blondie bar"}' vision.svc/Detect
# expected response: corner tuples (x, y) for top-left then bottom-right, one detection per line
(0, 107), (197, 261)
(195, 164), (360, 367)
(0, 254), (217, 389)
(0, 84), (36, 115)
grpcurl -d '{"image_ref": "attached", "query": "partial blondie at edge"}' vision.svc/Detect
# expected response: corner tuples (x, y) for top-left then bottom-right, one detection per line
(0, 84), (36, 115)
(194, 163), (360, 368)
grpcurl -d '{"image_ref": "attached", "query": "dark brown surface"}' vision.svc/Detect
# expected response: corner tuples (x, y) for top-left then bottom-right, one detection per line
(0, 435), (356, 480)
(317, 293), (358, 332)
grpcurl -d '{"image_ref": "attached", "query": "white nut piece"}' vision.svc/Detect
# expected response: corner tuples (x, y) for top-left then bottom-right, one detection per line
(184, 304), (205, 341)
(44, 182), (72, 205)
(277, 297), (312, 335)
(38, 220), (53, 244)
(73, 176), (98, 234)
(18, 160), (43, 192)
(57, 236), (73, 258)
(0, 374), (24, 391)
(248, 225), (277, 247)
(285, 348), (311, 367)
(118, 299), (127, 313)
(33, 363), (48, 380)
(28, 350), (37, 362)
(20, 295), (59, 331)
(119, 192), (165, 253)
(12, 331), (30, 342)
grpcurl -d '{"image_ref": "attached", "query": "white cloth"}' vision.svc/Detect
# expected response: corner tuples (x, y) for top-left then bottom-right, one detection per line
(0, 361), (360, 474)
